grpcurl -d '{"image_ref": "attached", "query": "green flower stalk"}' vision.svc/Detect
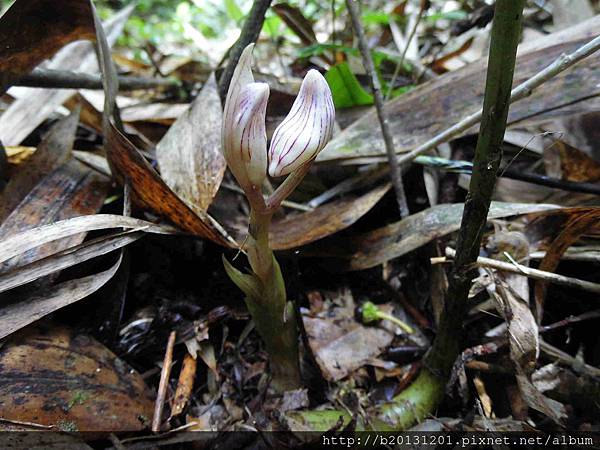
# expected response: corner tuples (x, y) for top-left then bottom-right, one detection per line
(221, 44), (334, 392)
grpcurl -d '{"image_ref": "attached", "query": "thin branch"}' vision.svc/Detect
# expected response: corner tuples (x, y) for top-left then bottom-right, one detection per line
(442, 247), (600, 295)
(425, 0), (526, 378)
(413, 155), (600, 197)
(218, 0), (273, 100)
(345, 0), (409, 218)
(152, 331), (176, 432)
(15, 68), (177, 91)
(397, 33), (600, 166)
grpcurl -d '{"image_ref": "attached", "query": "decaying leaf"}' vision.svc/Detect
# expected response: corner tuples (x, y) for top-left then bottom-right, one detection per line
(0, 108), (81, 222)
(0, 159), (110, 270)
(302, 288), (401, 381)
(318, 15), (600, 162)
(313, 202), (560, 271)
(0, 324), (154, 431)
(0, 254), (123, 340)
(269, 183), (390, 250)
(156, 73), (226, 212)
(0, 2), (133, 145)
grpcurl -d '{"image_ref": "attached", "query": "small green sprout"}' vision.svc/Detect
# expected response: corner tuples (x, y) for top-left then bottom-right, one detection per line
(360, 301), (415, 334)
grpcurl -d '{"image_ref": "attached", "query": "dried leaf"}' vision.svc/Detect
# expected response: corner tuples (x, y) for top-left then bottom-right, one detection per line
(557, 140), (600, 182)
(318, 16), (600, 162)
(0, 230), (142, 293)
(0, 108), (80, 222)
(156, 73), (226, 212)
(535, 208), (600, 322)
(315, 202), (560, 271)
(302, 288), (396, 381)
(0, 214), (175, 266)
(0, 159), (110, 270)
(0, 2), (133, 145)
(0, 254), (122, 340)
(270, 183), (390, 250)
(0, 323), (154, 431)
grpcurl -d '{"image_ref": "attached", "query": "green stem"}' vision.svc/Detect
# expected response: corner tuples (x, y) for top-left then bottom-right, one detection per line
(244, 207), (301, 392)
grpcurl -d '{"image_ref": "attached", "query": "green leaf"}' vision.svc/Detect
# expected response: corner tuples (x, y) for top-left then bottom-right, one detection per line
(325, 62), (373, 109)
(222, 255), (262, 300)
(224, 0), (244, 23)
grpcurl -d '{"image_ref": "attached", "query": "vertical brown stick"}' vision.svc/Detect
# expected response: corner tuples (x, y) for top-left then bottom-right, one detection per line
(345, 0), (410, 218)
(152, 331), (176, 432)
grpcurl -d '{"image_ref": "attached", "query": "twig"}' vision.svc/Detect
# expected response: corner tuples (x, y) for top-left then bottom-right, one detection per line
(386, 0), (427, 101)
(15, 68), (177, 91)
(397, 33), (600, 166)
(152, 331), (176, 433)
(345, 0), (409, 218)
(425, 0), (525, 378)
(442, 247), (600, 295)
(218, 0), (273, 100)
(540, 309), (600, 333)
(540, 339), (600, 378)
(413, 155), (600, 197)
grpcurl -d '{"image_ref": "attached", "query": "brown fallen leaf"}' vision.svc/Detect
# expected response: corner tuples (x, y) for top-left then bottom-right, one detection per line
(270, 183), (391, 250)
(556, 140), (600, 182)
(312, 202), (561, 271)
(156, 73), (226, 212)
(0, 323), (154, 431)
(318, 15), (600, 162)
(0, 159), (110, 270)
(302, 288), (398, 381)
(0, 1), (133, 145)
(0, 214), (175, 266)
(0, 108), (81, 222)
(272, 3), (318, 46)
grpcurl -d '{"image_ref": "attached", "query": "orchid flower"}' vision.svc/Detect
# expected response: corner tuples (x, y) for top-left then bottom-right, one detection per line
(221, 44), (335, 203)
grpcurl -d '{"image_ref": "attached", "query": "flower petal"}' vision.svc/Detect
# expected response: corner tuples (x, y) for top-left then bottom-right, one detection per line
(268, 69), (335, 177)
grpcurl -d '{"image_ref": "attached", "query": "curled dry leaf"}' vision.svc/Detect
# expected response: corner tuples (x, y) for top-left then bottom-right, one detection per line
(156, 73), (226, 212)
(0, 324), (154, 431)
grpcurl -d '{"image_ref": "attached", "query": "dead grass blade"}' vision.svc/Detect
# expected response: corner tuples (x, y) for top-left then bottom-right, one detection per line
(0, 214), (176, 266)
(0, 253), (122, 340)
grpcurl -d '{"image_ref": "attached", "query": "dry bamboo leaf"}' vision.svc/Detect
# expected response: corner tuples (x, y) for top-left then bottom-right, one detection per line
(313, 202), (561, 271)
(0, 254), (123, 340)
(0, 214), (176, 266)
(0, 2), (133, 145)
(0, 159), (110, 270)
(156, 73), (226, 212)
(269, 183), (391, 250)
(0, 323), (154, 431)
(0, 230), (143, 293)
(0, 108), (80, 222)
(318, 15), (600, 163)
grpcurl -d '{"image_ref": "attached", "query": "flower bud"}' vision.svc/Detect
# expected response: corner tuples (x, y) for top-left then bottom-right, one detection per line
(268, 69), (335, 177)
(222, 44), (269, 189)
